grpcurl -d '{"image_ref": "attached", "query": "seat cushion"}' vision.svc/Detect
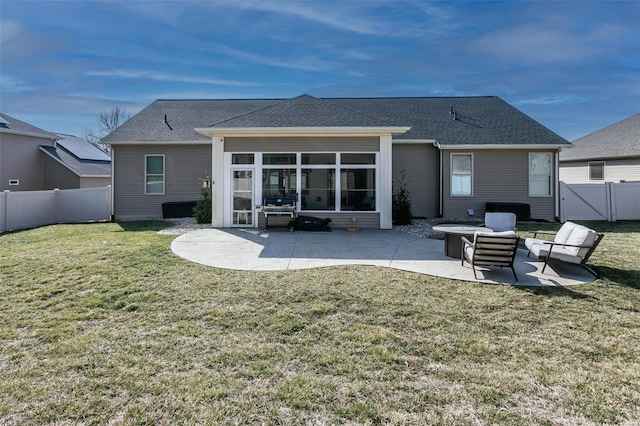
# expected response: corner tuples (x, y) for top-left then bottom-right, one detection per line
(484, 212), (517, 232)
(565, 225), (597, 257)
(554, 221), (578, 244)
(475, 230), (517, 240)
(525, 237), (583, 264)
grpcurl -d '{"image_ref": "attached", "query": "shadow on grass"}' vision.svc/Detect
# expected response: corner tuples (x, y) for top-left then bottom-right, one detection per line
(517, 284), (599, 300)
(594, 266), (640, 290)
(117, 220), (173, 232)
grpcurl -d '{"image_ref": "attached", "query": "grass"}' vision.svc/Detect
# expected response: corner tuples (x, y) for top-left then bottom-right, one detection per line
(0, 220), (639, 425)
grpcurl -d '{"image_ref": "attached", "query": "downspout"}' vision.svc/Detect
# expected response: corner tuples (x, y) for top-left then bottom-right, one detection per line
(433, 140), (443, 217)
(110, 147), (115, 219)
(555, 150), (560, 221)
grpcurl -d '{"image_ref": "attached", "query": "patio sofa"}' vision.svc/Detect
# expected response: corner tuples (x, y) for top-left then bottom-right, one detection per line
(525, 221), (604, 276)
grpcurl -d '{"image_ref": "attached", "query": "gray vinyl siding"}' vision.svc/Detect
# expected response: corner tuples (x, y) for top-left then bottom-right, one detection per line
(0, 133), (55, 191)
(257, 212), (380, 229)
(392, 143), (439, 217)
(225, 137), (380, 152)
(560, 158), (640, 183)
(442, 149), (557, 221)
(80, 177), (111, 188)
(42, 154), (80, 189)
(113, 144), (212, 219)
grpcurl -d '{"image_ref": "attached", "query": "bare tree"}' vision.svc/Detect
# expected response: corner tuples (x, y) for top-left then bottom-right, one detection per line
(82, 106), (130, 153)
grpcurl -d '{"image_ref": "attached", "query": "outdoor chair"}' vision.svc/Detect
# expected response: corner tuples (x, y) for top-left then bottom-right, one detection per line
(461, 230), (520, 281)
(482, 212), (517, 232)
(525, 221), (604, 277)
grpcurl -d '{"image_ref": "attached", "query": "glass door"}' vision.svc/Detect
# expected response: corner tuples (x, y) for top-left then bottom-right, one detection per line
(232, 169), (254, 226)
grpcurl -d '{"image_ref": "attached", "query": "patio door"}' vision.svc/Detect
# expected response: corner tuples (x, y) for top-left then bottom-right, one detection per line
(231, 169), (254, 227)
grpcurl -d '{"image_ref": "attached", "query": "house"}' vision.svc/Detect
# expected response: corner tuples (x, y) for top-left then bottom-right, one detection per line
(0, 112), (111, 191)
(0, 112), (58, 191)
(560, 113), (640, 183)
(40, 134), (111, 189)
(102, 95), (571, 228)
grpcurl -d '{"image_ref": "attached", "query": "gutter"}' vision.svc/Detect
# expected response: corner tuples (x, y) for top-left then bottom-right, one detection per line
(433, 141), (443, 217)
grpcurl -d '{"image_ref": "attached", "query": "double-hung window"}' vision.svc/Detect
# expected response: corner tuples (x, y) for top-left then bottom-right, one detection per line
(145, 155), (165, 195)
(451, 153), (472, 196)
(529, 153), (552, 196)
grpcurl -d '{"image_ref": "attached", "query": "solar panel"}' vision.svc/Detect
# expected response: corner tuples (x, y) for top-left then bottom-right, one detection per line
(0, 116), (10, 126)
(55, 134), (111, 161)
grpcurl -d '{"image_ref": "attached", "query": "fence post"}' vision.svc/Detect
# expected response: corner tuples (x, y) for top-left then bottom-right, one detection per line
(53, 188), (60, 224)
(1, 190), (9, 232)
(609, 182), (616, 222)
(107, 185), (112, 221)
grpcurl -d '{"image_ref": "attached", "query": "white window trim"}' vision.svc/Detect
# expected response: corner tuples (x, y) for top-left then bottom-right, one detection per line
(233, 151), (379, 213)
(588, 161), (606, 181)
(450, 153), (473, 197)
(529, 152), (553, 197)
(144, 154), (165, 195)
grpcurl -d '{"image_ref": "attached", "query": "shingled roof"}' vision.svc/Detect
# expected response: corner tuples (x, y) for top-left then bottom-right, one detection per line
(0, 112), (57, 140)
(208, 94), (399, 129)
(40, 134), (111, 177)
(560, 113), (640, 161)
(103, 94), (569, 147)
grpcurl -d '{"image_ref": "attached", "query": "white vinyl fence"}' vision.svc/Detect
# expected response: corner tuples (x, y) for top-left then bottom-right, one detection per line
(0, 186), (111, 233)
(560, 181), (640, 222)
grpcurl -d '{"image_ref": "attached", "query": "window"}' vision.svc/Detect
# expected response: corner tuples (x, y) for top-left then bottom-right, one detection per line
(589, 161), (605, 181)
(232, 154), (254, 164)
(145, 155), (164, 195)
(341, 169), (375, 211)
(301, 168), (335, 210)
(451, 153), (472, 196)
(262, 153), (296, 197)
(529, 153), (552, 196)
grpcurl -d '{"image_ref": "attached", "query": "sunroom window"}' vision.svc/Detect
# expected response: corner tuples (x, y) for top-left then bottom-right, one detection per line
(262, 153), (296, 197)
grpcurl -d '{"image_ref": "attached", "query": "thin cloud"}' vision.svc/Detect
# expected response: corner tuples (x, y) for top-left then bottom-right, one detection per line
(84, 70), (260, 87)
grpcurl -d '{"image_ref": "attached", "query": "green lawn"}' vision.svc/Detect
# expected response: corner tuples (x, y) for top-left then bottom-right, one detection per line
(1, 221), (639, 425)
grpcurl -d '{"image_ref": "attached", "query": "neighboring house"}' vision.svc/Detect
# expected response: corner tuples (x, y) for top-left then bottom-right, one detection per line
(0, 112), (57, 191)
(0, 112), (111, 191)
(103, 95), (571, 228)
(560, 113), (640, 183)
(40, 134), (111, 189)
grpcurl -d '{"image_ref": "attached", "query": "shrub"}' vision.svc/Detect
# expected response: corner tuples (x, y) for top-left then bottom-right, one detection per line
(392, 170), (412, 225)
(193, 189), (212, 224)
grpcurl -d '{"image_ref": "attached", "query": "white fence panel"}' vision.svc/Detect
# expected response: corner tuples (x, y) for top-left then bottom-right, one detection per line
(561, 182), (640, 222)
(612, 182), (640, 220)
(0, 186), (111, 233)
(5, 190), (57, 231)
(58, 187), (111, 223)
(560, 183), (609, 222)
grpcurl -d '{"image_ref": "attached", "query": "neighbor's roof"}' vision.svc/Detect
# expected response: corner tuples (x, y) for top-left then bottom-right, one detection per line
(0, 112), (58, 140)
(103, 94), (570, 147)
(40, 135), (111, 177)
(560, 113), (640, 162)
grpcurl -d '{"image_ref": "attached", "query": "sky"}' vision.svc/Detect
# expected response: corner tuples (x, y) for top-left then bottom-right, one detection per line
(1, 0), (638, 141)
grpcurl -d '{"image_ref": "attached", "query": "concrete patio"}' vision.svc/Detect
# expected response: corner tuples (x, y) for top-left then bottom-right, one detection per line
(171, 228), (596, 287)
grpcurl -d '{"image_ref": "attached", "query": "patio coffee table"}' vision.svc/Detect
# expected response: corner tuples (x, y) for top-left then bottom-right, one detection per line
(432, 224), (492, 258)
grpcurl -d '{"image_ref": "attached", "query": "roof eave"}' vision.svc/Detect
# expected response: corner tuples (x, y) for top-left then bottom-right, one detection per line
(1, 128), (58, 140)
(194, 126), (411, 138)
(437, 143), (572, 150)
(107, 139), (211, 145)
